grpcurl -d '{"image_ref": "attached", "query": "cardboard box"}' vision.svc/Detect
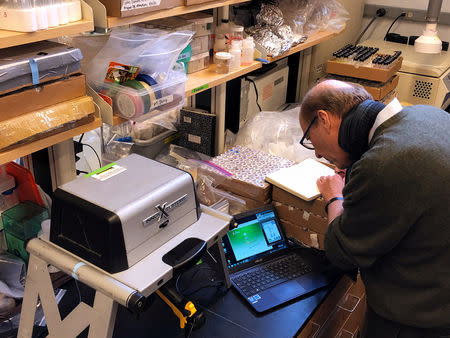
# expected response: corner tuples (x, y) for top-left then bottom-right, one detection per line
(315, 275), (366, 337)
(325, 74), (399, 101)
(0, 74), (86, 122)
(275, 202), (328, 235)
(273, 186), (327, 218)
(198, 166), (272, 202)
(226, 190), (269, 215)
(297, 275), (355, 338)
(98, 0), (183, 18)
(0, 96), (95, 151)
(326, 56), (402, 82)
(280, 218), (325, 250)
(297, 275), (366, 338)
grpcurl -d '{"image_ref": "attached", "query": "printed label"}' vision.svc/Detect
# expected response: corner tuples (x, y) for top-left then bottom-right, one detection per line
(142, 195), (187, 227)
(183, 116), (192, 123)
(188, 134), (201, 144)
(121, 0), (161, 11)
(152, 95), (173, 108)
(87, 164), (126, 181)
(104, 61), (139, 84)
(191, 84), (209, 94)
(302, 211), (310, 221)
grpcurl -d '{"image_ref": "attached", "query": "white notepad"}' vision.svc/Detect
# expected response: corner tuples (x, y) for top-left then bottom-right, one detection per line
(265, 158), (335, 201)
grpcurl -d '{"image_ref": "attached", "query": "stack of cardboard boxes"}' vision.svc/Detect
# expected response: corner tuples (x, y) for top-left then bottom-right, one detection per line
(326, 44), (403, 103)
(0, 41), (94, 152)
(197, 145), (294, 215)
(272, 186), (328, 250)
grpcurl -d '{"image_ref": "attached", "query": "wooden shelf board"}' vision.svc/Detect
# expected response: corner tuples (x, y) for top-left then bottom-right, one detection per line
(0, 117), (101, 165)
(185, 61), (261, 97)
(0, 19), (93, 49)
(268, 27), (345, 63)
(106, 0), (249, 28)
(0, 1), (93, 48)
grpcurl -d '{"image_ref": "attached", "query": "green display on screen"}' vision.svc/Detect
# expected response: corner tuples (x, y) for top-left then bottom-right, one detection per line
(227, 221), (272, 261)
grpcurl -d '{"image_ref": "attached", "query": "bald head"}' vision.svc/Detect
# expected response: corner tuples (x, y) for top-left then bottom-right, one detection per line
(300, 79), (372, 123)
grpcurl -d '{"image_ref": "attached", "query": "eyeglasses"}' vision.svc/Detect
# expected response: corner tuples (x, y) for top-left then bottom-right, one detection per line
(299, 116), (317, 150)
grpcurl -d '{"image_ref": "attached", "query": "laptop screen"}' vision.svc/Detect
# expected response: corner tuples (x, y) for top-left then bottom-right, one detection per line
(222, 208), (287, 270)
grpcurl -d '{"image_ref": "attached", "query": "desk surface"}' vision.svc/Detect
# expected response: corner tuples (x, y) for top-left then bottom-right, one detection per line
(111, 273), (332, 338)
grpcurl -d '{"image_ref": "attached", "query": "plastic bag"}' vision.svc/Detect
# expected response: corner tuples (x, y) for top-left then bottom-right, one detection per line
(233, 105), (316, 163)
(278, 0), (349, 35)
(86, 26), (194, 87)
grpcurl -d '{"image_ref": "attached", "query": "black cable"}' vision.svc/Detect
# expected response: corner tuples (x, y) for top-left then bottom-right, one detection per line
(384, 12), (406, 41)
(355, 8), (386, 45)
(245, 77), (262, 112)
(82, 143), (102, 168)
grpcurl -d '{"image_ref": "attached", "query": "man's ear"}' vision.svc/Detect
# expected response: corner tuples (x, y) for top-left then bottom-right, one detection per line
(317, 109), (332, 132)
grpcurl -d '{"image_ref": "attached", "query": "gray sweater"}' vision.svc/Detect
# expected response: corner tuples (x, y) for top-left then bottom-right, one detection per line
(325, 105), (450, 328)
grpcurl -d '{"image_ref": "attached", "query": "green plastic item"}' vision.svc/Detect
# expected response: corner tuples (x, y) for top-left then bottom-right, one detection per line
(5, 231), (28, 263)
(2, 201), (48, 241)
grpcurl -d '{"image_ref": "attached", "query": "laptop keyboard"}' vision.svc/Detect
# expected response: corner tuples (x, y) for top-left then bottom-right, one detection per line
(232, 254), (313, 297)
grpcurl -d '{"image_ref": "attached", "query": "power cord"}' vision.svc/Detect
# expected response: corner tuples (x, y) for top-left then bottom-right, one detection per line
(355, 8), (386, 45)
(245, 77), (262, 112)
(384, 12), (406, 41)
(73, 133), (102, 170)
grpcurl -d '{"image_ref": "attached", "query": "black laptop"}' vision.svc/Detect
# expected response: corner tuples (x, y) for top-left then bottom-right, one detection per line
(222, 205), (338, 313)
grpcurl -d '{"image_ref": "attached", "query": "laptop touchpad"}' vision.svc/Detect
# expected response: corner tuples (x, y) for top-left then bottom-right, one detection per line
(270, 280), (306, 301)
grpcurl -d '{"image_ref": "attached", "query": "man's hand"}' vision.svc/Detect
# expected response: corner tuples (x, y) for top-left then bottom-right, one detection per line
(316, 174), (345, 203)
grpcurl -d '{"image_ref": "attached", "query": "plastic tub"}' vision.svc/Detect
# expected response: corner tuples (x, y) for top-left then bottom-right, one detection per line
(2, 201), (49, 241)
(186, 52), (210, 74)
(94, 68), (187, 121)
(131, 128), (178, 159)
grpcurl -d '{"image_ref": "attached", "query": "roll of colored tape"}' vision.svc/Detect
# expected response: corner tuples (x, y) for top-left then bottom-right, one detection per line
(136, 73), (162, 99)
(116, 91), (144, 118)
(138, 80), (156, 115)
(120, 80), (151, 119)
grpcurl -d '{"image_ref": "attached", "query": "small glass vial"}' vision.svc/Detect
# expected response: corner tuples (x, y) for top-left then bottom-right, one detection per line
(215, 52), (232, 74)
(241, 37), (255, 66)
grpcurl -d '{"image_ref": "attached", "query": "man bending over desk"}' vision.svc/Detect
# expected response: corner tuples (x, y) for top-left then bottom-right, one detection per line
(298, 79), (450, 338)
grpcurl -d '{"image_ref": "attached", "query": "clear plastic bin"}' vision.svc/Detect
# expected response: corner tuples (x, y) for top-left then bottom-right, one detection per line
(186, 52), (210, 74)
(93, 67), (187, 121)
(178, 12), (213, 36)
(190, 35), (210, 56)
(2, 201), (49, 241)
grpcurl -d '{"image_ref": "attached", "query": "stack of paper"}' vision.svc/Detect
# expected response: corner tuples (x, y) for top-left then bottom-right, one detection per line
(265, 158), (335, 201)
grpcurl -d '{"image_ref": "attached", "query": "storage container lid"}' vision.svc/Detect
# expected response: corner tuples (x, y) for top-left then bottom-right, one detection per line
(215, 52), (232, 60)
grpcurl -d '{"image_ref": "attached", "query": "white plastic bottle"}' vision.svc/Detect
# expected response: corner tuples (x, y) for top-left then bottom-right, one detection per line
(229, 40), (241, 71)
(57, 0), (69, 25)
(0, 0), (38, 32)
(67, 0), (81, 22)
(241, 37), (255, 66)
(34, 0), (49, 30)
(47, 0), (60, 27)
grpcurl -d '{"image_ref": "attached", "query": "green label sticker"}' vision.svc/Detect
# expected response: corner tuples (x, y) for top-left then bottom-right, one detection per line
(191, 84), (209, 94)
(85, 162), (126, 181)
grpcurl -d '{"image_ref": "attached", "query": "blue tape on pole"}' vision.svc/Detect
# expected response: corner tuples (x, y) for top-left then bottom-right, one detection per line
(29, 58), (40, 85)
(72, 262), (86, 280)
